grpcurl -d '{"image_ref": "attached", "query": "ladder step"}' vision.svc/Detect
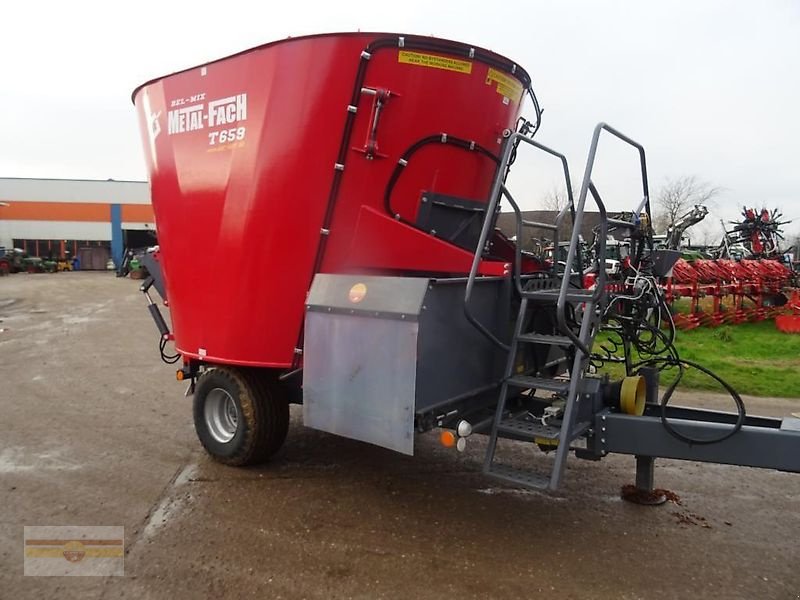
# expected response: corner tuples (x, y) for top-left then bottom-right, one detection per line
(507, 376), (570, 394)
(526, 288), (595, 302)
(516, 333), (573, 346)
(497, 417), (592, 442)
(485, 463), (551, 490)
(538, 356), (571, 372)
(497, 418), (561, 440)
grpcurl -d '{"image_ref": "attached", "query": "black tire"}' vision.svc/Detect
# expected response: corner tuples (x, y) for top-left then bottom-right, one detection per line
(193, 367), (289, 466)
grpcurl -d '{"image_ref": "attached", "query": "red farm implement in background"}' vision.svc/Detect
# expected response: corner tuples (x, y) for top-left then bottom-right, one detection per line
(661, 204), (797, 330)
(776, 290), (800, 333)
(666, 256), (795, 329)
(133, 32), (800, 501)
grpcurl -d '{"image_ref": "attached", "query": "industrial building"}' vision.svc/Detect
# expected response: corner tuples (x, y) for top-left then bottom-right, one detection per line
(0, 177), (155, 269)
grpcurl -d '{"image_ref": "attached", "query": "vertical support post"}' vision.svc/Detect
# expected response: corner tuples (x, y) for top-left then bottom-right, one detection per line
(635, 455), (655, 490)
(110, 204), (123, 268)
(622, 455), (668, 505)
(637, 366), (659, 406)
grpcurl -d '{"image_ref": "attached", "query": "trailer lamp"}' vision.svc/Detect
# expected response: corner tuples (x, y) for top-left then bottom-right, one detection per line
(439, 430), (457, 448)
(456, 437), (466, 453)
(457, 420), (473, 438)
(176, 366), (194, 381)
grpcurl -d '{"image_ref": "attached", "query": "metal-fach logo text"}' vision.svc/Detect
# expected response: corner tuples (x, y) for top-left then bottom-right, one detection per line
(167, 93), (247, 147)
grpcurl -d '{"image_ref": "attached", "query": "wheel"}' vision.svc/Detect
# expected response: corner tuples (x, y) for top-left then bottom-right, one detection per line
(192, 367), (289, 466)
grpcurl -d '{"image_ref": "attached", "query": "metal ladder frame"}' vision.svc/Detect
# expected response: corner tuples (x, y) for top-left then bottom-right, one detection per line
(466, 123), (652, 491)
(464, 131), (576, 350)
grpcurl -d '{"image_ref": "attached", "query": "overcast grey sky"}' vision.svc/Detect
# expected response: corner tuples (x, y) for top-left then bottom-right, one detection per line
(2, 0), (798, 237)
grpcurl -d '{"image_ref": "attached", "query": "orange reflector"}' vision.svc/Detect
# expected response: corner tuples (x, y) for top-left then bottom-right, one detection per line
(176, 370), (185, 381)
(439, 430), (456, 448)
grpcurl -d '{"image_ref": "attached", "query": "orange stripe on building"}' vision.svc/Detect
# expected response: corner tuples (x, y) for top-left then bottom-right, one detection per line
(0, 201), (110, 221)
(0, 201), (154, 223)
(121, 203), (155, 222)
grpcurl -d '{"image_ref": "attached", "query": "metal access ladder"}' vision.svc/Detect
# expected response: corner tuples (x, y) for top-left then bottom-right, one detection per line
(465, 122), (651, 491)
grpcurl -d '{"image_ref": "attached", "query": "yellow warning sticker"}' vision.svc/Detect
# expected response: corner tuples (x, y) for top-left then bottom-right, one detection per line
(486, 68), (524, 101)
(398, 50), (472, 74)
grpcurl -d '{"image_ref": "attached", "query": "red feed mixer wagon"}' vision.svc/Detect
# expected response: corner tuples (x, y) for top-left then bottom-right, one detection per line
(133, 32), (800, 498)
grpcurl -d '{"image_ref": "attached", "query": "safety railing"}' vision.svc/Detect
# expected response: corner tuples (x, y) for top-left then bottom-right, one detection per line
(464, 130), (577, 350)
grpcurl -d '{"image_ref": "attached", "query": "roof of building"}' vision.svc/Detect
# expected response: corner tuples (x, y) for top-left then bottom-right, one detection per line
(0, 177), (149, 205)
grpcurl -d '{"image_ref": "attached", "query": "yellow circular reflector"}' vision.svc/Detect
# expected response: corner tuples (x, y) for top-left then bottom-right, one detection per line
(348, 283), (367, 303)
(620, 376), (646, 416)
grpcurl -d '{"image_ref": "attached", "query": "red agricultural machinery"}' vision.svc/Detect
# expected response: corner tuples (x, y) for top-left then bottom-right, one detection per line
(659, 206), (797, 330)
(665, 256), (795, 329)
(776, 290), (800, 333)
(133, 32), (800, 500)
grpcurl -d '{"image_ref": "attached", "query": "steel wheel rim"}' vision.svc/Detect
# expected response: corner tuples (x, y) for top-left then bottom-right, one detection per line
(204, 387), (239, 443)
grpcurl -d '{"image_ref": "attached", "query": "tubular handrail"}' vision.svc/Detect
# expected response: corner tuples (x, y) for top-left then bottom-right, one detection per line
(464, 131), (576, 350)
(463, 135), (515, 351)
(594, 122), (651, 224)
(555, 122), (651, 357)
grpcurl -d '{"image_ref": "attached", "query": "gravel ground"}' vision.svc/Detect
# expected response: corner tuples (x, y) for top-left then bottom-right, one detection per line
(1, 272), (798, 599)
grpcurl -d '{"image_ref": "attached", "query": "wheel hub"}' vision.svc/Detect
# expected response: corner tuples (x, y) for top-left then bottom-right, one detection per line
(204, 388), (239, 443)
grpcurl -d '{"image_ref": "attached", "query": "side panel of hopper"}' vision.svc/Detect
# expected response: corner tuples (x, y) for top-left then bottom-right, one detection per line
(133, 33), (527, 367)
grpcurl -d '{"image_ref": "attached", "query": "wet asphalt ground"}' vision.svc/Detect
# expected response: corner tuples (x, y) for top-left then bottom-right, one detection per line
(1, 272), (798, 599)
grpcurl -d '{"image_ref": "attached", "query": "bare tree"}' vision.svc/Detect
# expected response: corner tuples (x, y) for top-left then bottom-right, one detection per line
(654, 175), (721, 233)
(692, 221), (719, 247)
(539, 185), (573, 212)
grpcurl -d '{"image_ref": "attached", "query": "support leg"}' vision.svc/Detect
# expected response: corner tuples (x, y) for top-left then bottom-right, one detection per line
(621, 455), (667, 505)
(635, 455), (655, 490)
